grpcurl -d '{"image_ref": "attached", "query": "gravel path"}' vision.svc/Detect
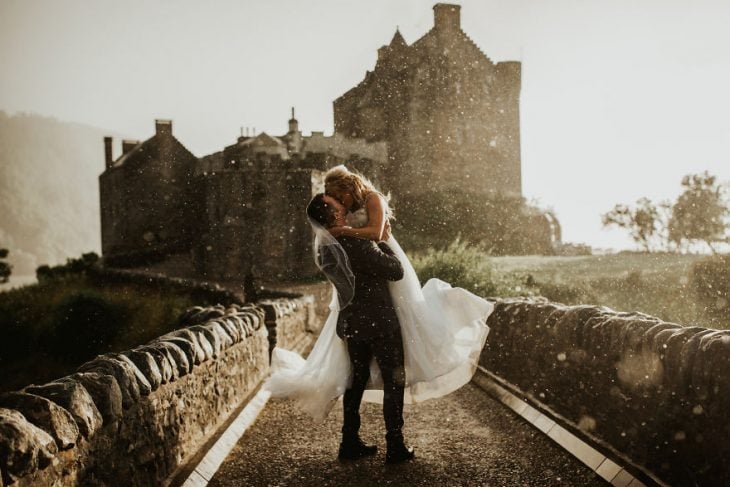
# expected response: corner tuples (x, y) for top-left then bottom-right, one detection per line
(209, 383), (606, 486)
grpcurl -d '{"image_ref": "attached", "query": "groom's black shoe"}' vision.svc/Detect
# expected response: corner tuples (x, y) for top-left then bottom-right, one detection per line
(385, 434), (415, 465)
(338, 437), (378, 461)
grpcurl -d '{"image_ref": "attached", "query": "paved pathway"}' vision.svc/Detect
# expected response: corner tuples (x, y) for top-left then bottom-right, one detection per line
(209, 383), (606, 486)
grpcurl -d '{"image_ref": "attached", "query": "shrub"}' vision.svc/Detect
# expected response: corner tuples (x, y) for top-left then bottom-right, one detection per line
(393, 190), (559, 255)
(0, 248), (11, 283)
(47, 290), (127, 362)
(410, 238), (498, 297)
(691, 254), (730, 318)
(535, 280), (597, 305)
(36, 252), (99, 282)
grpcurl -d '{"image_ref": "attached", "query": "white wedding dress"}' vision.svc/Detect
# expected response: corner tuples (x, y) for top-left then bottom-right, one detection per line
(265, 205), (494, 420)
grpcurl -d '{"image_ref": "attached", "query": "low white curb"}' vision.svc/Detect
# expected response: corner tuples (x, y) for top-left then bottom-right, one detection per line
(180, 388), (272, 487)
(472, 366), (668, 487)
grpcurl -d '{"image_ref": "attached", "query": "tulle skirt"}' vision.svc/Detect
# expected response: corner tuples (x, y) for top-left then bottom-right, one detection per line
(264, 236), (493, 421)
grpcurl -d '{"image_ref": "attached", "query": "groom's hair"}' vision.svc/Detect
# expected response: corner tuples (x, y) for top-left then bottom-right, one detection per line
(307, 193), (333, 227)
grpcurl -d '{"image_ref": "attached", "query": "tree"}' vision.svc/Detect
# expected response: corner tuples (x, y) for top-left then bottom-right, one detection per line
(668, 172), (729, 254)
(392, 190), (558, 255)
(602, 198), (661, 252)
(0, 248), (12, 283)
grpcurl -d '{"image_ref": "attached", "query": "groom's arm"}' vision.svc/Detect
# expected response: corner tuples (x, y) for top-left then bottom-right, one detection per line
(349, 241), (404, 281)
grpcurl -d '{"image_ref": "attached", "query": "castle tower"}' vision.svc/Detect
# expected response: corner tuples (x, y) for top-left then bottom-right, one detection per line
(286, 107), (302, 154)
(288, 107), (298, 133)
(333, 3), (522, 198)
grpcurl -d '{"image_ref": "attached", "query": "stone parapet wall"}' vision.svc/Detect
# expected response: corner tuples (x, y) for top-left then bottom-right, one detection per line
(0, 294), (313, 486)
(481, 299), (730, 486)
(259, 295), (317, 356)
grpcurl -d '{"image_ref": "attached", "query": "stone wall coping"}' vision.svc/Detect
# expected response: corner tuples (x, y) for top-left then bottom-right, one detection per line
(0, 301), (273, 485)
(481, 297), (730, 486)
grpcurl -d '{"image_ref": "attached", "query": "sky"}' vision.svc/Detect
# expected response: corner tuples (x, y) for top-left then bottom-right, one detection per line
(1, 0), (729, 250)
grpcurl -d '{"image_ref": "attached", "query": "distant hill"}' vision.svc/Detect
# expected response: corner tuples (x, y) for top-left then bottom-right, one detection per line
(0, 111), (116, 274)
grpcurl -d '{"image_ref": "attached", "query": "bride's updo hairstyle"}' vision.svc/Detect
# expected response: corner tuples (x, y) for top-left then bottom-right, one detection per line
(324, 165), (391, 214)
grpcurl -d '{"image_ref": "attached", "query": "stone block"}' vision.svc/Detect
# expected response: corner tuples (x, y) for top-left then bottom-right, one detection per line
(190, 324), (222, 357)
(177, 306), (205, 326)
(0, 408), (57, 482)
(66, 372), (123, 425)
(215, 318), (241, 343)
(207, 321), (234, 349)
(136, 345), (174, 384)
(24, 380), (102, 439)
(149, 341), (191, 376)
(0, 392), (79, 450)
(112, 353), (153, 395)
(188, 328), (215, 360)
(691, 331), (730, 402)
(676, 328), (715, 394)
(123, 349), (163, 391)
(166, 330), (206, 364)
(157, 336), (200, 368)
(78, 356), (142, 409)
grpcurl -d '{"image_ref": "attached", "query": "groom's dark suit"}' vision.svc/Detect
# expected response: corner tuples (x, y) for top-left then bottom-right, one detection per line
(325, 236), (405, 443)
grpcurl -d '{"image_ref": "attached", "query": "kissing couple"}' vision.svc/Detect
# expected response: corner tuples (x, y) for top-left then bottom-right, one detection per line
(265, 165), (494, 464)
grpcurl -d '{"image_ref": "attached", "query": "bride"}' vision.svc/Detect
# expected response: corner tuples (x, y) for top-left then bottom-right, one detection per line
(265, 165), (494, 420)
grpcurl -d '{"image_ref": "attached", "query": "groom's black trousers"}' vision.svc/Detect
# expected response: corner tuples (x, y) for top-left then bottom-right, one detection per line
(343, 327), (406, 440)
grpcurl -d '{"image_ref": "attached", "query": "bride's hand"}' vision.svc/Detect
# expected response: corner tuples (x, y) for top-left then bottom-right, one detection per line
(323, 195), (347, 226)
(381, 220), (392, 241)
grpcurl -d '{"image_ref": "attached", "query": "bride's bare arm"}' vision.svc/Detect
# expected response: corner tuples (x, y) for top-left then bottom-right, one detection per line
(329, 194), (388, 241)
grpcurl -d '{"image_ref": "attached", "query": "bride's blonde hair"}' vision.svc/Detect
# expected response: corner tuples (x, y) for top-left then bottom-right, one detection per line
(324, 165), (390, 212)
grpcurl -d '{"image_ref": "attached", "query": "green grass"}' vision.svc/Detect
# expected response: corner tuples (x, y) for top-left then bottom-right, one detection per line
(494, 253), (721, 327)
(410, 245), (726, 329)
(0, 274), (218, 393)
(490, 253), (702, 280)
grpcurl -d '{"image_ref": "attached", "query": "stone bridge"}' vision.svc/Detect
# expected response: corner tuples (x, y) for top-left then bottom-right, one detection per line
(1, 274), (728, 486)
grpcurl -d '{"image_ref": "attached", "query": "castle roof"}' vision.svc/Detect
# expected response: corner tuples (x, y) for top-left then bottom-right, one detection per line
(335, 4), (496, 103)
(389, 29), (407, 49)
(110, 137), (153, 169)
(107, 127), (196, 172)
(240, 132), (284, 148)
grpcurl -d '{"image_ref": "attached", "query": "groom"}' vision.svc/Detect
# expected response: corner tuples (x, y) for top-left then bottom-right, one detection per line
(307, 193), (415, 465)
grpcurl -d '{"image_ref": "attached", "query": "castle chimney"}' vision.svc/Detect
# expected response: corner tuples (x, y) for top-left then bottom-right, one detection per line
(288, 107), (298, 133)
(155, 119), (172, 137)
(433, 3), (461, 31)
(104, 136), (113, 169)
(122, 139), (140, 155)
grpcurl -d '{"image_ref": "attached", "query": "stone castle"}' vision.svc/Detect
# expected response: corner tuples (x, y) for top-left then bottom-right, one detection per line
(99, 4), (540, 282)
(99, 116), (385, 281)
(335, 3), (521, 197)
